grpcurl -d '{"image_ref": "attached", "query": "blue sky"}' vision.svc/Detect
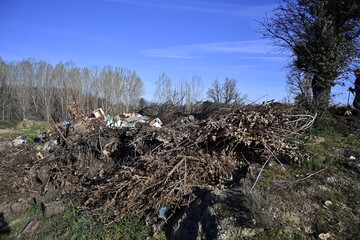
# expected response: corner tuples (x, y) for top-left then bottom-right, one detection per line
(0, 0), (350, 103)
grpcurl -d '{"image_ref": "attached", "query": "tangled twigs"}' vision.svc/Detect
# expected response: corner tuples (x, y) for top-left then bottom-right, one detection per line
(262, 140), (285, 170)
(16, 105), (316, 221)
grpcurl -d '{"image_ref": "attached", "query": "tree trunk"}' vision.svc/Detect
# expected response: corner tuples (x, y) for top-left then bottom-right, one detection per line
(311, 75), (332, 111)
(352, 69), (360, 110)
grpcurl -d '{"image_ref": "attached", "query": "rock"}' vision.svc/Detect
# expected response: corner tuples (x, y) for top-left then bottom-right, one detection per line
(72, 122), (88, 135)
(22, 220), (41, 234)
(36, 166), (51, 184)
(304, 226), (313, 234)
(10, 199), (29, 215)
(325, 177), (336, 183)
(35, 189), (59, 206)
(314, 137), (326, 144)
(167, 189), (267, 240)
(240, 228), (264, 238)
(283, 212), (300, 225)
(43, 202), (65, 218)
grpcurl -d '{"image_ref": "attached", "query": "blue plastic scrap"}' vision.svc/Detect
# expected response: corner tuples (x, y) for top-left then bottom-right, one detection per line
(158, 207), (168, 219)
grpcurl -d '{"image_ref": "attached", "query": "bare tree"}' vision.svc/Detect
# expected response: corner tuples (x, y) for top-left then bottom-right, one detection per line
(207, 78), (241, 105)
(0, 58), (144, 121)
(124, 70), (143, 112)
(186, 75), (202, 106)
(0, 58), (11, 120)
(286, 65), (312, 105)
(223, 77), (239, 105)
(36, 61), (55, 122)
(207, 79), (223, 103)
(154, 73), (172, 104)
(11, 59), (35, 119)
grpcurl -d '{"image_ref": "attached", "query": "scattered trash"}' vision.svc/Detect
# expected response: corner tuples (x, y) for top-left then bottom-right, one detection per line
(12, 135), (27, 146)
(324, 200), (332, 207)
(159, 207), (168, 219)
(105, 112), (161, 129)
(22, 220), (41, 234)
(123, 112), (138, 118)
(149, 118), (162, 128)
(63, 121), (70, 126)
(349, 156), (356, 160)
(43, 140), (58, 151)
(36, 152), (44, 160)
(344, 109), (352, 116)
(92, 108), (105, 119)
(318, 232), (331, 240)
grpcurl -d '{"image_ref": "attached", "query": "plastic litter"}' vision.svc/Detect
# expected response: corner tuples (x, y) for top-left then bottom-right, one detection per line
(149, 118), (162, 128)
(229, 183), (238, 188)
(158, 207), (168, 219)
(104, 112), (162, 129)
(12, 135), (27, 146)
(43, 140), (58, 151)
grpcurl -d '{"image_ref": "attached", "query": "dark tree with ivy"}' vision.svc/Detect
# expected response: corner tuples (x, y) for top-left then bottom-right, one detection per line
(260, 0), (360, 111)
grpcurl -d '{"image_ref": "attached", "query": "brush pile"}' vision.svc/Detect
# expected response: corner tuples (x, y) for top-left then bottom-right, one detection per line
(2, 105), (316, 222)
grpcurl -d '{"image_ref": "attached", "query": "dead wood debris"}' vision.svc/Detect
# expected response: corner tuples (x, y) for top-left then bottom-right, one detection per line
(2, 106), (315, 222)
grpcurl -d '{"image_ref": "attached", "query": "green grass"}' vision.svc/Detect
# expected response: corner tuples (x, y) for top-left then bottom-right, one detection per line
(0, 121), (51, 140)
(0, 120), (19, 129)
(0, 200), (43, 240)
(300, 116), (360, 171)
(0, 200), (160, 240)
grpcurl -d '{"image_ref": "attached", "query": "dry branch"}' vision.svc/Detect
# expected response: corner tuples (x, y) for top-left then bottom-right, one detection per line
(7, 105), (316, 222)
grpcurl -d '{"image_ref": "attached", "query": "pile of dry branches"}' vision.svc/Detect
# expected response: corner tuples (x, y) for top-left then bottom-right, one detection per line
(22, 106), (315, 222)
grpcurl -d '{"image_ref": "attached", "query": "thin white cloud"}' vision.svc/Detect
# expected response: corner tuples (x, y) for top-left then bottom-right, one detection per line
(226, 65), (262, 69)
(236, 56), (288, 61)
(102, 0), (275, 17)
(144, 40), (276, 58)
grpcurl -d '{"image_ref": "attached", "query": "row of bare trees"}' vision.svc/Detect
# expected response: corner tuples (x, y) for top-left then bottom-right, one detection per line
(152, 73), (246, 114)
(0, 57), (246, 122)
(153, 73), (202, 106)
(207, 77), (246, 105)
(0, 58), (144, 121)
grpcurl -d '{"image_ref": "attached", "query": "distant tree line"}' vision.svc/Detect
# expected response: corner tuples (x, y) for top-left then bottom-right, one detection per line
(0, 57), (246, 122)
(0, 58), (143, 122)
